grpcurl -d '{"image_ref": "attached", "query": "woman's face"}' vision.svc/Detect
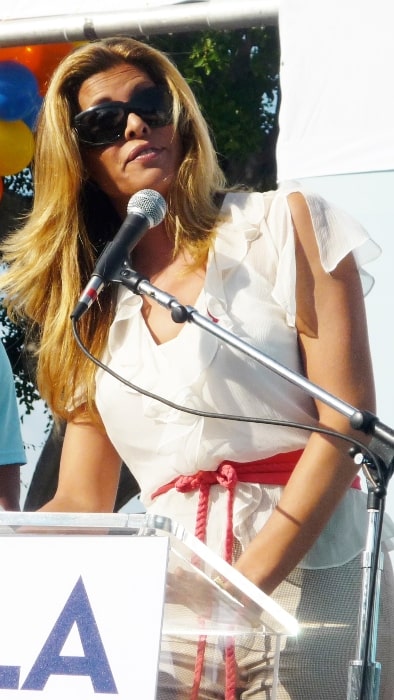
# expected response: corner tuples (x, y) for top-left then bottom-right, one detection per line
(77, 63), (183, 216)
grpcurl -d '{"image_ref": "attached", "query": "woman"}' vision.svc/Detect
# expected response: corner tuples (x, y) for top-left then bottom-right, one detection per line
(1, 37), (393, 698)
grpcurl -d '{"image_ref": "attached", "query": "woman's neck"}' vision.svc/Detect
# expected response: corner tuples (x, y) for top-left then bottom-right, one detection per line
(130, 222), (175, 278)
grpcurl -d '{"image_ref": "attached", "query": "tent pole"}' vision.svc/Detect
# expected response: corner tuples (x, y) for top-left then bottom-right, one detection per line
(0, 1), (278, 47)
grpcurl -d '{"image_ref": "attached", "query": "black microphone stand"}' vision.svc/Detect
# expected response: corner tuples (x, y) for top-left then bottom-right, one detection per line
(110, 264), (394, 700)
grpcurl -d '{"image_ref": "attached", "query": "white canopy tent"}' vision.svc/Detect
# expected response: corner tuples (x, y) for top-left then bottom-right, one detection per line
(277, 0), (394, 179)
(276, 0), (394, 516)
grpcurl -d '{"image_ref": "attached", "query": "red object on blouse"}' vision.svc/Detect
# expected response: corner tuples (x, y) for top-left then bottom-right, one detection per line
(152, 449), (361, 500)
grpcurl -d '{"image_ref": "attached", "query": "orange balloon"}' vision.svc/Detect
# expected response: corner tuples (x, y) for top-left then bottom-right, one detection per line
(0, 120), (34, 175)
(34, 43), (74, 94)
(0, 45), (45, 78)
(0, 43), (73, 95)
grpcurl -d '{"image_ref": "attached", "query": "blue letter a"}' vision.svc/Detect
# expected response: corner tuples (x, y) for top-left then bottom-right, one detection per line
(22, 576), (118, 693)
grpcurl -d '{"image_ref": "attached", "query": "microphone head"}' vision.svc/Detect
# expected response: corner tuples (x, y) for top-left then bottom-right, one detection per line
(127, 189), (167, 228)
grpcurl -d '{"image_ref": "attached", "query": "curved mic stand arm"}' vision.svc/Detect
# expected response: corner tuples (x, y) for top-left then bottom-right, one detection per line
(114, 265), (393, 700)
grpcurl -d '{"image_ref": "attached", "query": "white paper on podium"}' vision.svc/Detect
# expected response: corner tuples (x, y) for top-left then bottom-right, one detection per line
(0, 535), (168, 699)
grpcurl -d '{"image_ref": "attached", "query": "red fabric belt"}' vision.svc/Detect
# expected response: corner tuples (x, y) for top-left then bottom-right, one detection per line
(152, 449), (361, 501)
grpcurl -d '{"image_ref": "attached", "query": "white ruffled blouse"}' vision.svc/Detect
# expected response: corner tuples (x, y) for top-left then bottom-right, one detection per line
(95, 183), (394, 568)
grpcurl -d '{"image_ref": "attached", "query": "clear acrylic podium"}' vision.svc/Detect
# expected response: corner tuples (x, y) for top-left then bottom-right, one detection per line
(0, 511), (298, 699)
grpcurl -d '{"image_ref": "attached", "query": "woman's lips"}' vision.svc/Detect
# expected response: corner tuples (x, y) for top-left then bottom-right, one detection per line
(134, 147), (160, 161)
(126, 145), (161, 164)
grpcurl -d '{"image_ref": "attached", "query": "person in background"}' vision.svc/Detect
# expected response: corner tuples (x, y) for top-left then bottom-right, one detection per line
(0, 37), (393, 698)
(0, 341), (25, 510)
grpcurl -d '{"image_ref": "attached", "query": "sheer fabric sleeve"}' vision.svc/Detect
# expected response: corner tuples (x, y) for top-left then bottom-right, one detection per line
(269, 181), (381, 326)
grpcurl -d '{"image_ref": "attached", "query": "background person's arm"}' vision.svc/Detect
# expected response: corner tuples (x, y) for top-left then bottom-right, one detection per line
(0, 464), (21, 510)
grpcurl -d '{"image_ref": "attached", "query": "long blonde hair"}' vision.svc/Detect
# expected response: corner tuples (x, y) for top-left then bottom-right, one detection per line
(0, 37), (227, 421)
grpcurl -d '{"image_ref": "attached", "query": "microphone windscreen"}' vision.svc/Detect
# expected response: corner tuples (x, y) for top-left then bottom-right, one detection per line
(127, 189), (167, 228)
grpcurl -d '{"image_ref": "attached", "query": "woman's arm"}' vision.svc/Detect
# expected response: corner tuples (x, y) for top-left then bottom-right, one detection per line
(234, 191), (375, 595)
(40, 418), (122, 513)
(0, 465), (21, 511)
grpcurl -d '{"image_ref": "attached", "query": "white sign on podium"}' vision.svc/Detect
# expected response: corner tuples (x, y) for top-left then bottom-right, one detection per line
(0, 535), (168, 699)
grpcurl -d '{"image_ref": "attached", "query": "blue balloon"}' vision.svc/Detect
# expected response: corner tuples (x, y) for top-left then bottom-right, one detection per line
(23, 93), (43, 131)
(0, 60), (40, 122)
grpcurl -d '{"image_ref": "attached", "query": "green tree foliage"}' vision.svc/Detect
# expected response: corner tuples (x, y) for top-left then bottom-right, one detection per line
(4, 167), (34, 198)
(152, 27), (280, 188)
(1, 27), (280, 417)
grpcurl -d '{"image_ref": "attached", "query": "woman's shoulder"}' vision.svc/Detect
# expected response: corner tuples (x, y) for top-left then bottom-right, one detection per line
(220, 185), (306, 220)
(220, 188), (281, 225)
(221, 187), (277, 208)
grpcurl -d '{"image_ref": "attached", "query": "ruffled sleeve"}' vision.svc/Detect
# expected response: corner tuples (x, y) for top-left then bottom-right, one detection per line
(269, 180), (381, 326)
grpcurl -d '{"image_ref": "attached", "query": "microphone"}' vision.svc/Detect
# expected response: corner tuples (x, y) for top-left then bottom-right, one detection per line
(71, 189), (166, 321)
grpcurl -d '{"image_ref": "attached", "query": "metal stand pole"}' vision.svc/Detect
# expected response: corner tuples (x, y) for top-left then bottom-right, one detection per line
(347, 488), (384, 700)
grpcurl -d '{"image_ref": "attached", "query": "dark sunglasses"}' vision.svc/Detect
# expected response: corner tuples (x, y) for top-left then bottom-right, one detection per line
(73, 85), (173, 147)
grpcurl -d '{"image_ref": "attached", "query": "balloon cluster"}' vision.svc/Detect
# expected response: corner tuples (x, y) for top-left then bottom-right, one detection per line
(0, 43), (75, 191)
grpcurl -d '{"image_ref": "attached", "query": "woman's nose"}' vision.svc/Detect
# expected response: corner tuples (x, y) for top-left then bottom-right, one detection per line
(124, 111), (150, 139)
